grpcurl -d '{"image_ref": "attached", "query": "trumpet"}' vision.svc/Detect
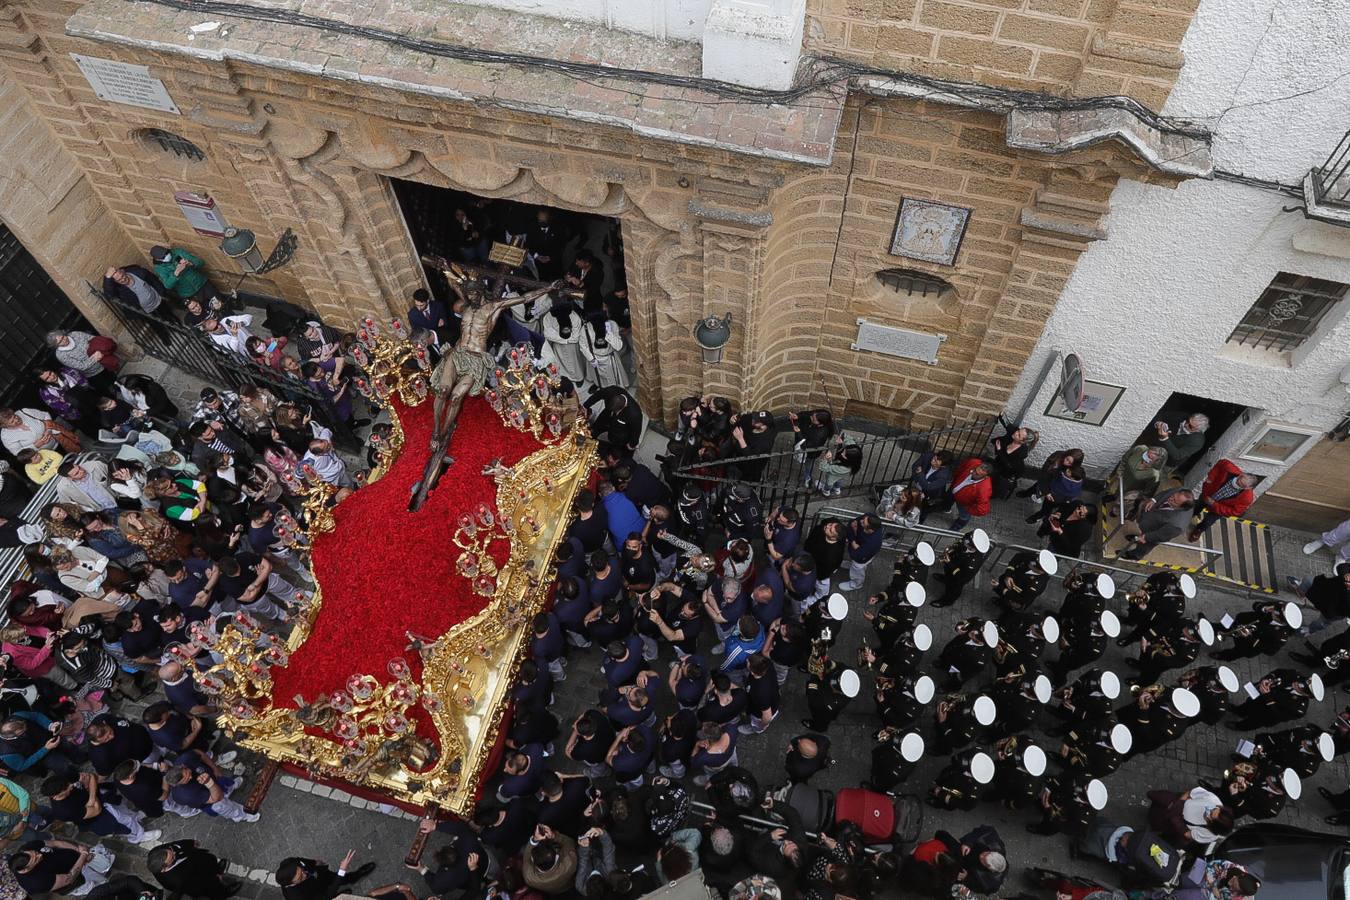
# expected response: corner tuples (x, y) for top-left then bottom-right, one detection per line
(1127, 586), (1151, 609)
(1325, 649), (1350, 670)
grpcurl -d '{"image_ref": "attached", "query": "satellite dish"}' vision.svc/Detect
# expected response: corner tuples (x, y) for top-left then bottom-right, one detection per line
(913, 623), (933, 652)
(839, 669), (861, 698)
(1217, 665), (1240, 693)
(901, 732), (925, 763)
(913, 675), (936, 704)
(915, 542), (936, 567)
(1038, 549), (1059, 576)
(973, 695), (997, 726)
(1023, 744), (1047, 777)
(1100, 670), (1121, 699)
(1100, 610), (1121, 638)
(1095, 573), (1117, 599)
(1086, 779), (1109, 810)
(970, 752), (995, 785)
(1111, 723), (1133, 755)
(982, 621), (1000, 648)
(1179, 574), (1197, 599)
(971, 528), (991, 554)
(905, 582), (926, 608)
(1059, 352), (1086, 412)
(1042, 615), (1060, 645)
(1034, 674), (1053, 704)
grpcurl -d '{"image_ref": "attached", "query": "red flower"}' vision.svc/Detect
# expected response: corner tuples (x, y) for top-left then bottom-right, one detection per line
(269, 397), (542, 742)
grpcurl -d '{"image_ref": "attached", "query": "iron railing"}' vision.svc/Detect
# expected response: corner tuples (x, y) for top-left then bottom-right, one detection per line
(808, 505), (1159, 596)
(89, 283), (356, 442)
(1311, 129), (1350, 210)
(668, 414), (1003, 514)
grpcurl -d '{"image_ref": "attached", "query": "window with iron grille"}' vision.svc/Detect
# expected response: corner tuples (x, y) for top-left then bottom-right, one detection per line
(136, 128), (205, 161)
(1226, 272), (1348, 353)
(875, 268), (954, 299)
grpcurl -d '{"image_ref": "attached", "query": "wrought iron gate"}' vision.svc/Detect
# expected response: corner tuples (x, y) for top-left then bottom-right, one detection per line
(0, 224), (83, 408)
(669, 414), (1004, 514)
(88, 283), (354, 440)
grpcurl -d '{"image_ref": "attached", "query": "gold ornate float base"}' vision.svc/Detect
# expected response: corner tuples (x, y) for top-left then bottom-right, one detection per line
(204, 326), (595, 817)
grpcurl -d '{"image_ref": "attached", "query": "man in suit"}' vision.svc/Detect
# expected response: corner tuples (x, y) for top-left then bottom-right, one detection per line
(148, 840), (240, 899)
(54, 458), (118, 513)
(527, 209), (570, 281)
(276, 852), (391, 900)
(1121, 488), (1196, 560)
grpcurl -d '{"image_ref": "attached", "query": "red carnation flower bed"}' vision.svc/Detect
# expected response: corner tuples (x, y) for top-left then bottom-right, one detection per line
(269, 397), (543, 740)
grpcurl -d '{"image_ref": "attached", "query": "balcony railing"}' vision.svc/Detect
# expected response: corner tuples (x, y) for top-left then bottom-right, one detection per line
(1304, 129), (1350, 225)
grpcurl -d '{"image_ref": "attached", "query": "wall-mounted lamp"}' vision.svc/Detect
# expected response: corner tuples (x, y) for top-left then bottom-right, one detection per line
(693, 313), (733, 365)
(220, 227), (299, 296)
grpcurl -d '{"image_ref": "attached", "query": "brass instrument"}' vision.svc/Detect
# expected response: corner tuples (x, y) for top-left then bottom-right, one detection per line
(1325, 649), (1350, 670)
(1149, 636), (1176, 658)
(936, 693), (966, 722)
(807, 644), (830, 679)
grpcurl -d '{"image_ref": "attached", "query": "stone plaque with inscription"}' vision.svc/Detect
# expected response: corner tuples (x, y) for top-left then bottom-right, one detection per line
(851, 318), (945, 365)
(71, 54), (180, 114)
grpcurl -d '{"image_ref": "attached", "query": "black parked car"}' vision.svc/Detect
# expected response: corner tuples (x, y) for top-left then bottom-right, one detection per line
(1215, 824), (1350, 900)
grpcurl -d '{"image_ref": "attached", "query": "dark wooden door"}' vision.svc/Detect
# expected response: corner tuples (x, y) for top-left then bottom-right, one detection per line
(0, 223), (82, 406)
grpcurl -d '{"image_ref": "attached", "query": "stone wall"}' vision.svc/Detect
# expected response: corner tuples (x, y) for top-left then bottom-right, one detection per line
(805, 0), (1196, 107)
(0, 25), (137, 337)
(0, 0), (1200, 433)
(758, 93), (1141, 429)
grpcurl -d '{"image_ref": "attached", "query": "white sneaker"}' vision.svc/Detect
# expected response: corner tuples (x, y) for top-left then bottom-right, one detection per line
(837, 582), (859, 591)
(1304, 540), (1325, 555)
(134, 829), (162, 845)
(217, 751), (238, 766)
(242, 812), (261, 823)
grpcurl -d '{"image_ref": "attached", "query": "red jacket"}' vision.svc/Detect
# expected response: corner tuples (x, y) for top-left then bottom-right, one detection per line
(1200, 459), (1255, 517)
(950, 457), (993, 517)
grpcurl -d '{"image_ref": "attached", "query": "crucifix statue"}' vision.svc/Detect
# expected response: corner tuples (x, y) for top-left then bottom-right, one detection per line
(408, 262), (558, 512)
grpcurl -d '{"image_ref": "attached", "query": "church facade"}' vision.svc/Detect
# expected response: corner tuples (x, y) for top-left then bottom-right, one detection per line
(0, 0), (1207, 428)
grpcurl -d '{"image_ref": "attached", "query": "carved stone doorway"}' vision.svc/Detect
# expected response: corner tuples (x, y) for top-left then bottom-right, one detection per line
(388, 177), (638, 397)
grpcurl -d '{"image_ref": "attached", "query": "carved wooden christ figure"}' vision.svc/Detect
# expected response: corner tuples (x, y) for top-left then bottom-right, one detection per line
(408, 264), (557, 512)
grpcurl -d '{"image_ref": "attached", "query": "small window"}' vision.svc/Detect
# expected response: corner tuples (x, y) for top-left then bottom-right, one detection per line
(136, 128), (205, 162)
(1226, 272), (1348, 353)
(875, 268), (954, 300)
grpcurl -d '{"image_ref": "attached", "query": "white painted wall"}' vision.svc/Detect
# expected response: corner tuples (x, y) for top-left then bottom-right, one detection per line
(458, 0), (714, 41)
(455, 0), (805, 89)
(1005, 0), (1350, 491)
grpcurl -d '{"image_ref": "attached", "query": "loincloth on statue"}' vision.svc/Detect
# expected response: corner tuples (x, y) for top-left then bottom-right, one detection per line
(433, 347), (495, 397)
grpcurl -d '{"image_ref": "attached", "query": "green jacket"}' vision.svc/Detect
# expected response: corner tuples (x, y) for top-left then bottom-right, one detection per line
(1160, 429), (1205, 469)
(153, 247), (208, 299)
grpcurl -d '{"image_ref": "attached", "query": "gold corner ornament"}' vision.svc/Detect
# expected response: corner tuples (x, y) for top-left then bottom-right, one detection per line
(197, 322), (597, 817)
